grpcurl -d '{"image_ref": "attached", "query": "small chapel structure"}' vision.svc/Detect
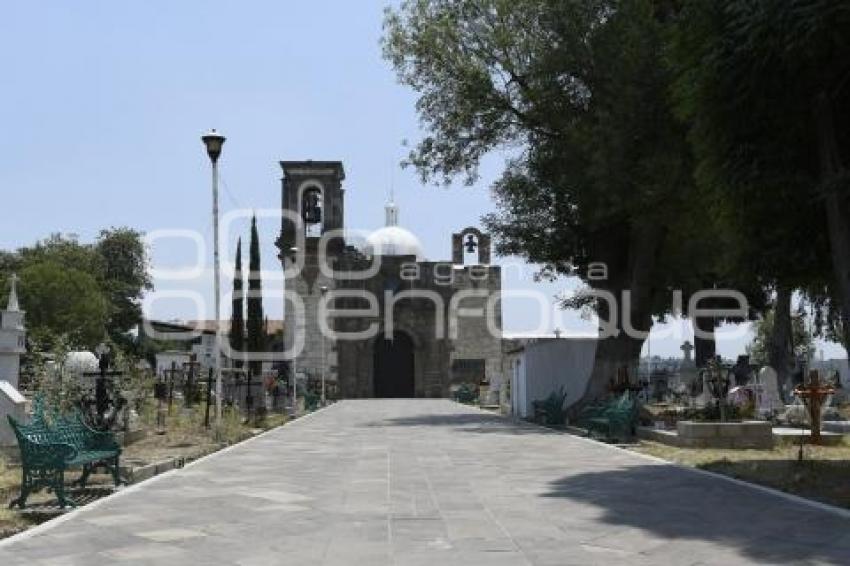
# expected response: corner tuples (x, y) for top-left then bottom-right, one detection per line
(277, 161), (504, 398)
(0, 274), (27, 445)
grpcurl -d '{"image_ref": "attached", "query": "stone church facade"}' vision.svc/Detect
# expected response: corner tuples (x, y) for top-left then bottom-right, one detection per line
(276, 160), (503, 398)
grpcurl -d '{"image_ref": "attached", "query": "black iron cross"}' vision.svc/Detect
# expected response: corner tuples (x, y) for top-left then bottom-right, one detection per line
(182, 356), (202, 408)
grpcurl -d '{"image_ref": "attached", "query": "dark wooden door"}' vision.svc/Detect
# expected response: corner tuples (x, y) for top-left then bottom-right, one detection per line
(373, 333), (415, 398)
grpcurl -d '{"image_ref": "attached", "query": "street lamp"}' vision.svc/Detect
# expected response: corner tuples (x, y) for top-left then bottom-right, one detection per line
(320, 285), (328, 405)
(201, 129), (226, 426)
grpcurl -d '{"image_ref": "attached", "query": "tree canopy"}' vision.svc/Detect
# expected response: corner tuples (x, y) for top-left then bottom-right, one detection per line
(669, 0), (850, 353)
(0, 228), (152, 350)
(384, 0), (725, 397)
(16, 262), (109, 348)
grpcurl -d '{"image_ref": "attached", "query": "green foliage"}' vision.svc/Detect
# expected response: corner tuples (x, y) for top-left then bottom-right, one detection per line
(95, 227), (153, 341)
(534, 386), (568, 426)
(246, 215), (265, 374)
(230, 238), (245, 367)
(383, 0), (723, 400)
(303, 390), (321, 412)
(452, 383), (478, 404)
(110, 345), (155, 415)
(0, 229), (151, 350)
(747, 309), (814, 366)
(27, 337), (85, 415)
(668, 0), (850, 349)
(18, 262), (109, 348)
(383, 0), (714, 345)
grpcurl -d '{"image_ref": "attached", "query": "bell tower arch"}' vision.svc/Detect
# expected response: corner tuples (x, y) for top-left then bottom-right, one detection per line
(277, 160), (346, 254)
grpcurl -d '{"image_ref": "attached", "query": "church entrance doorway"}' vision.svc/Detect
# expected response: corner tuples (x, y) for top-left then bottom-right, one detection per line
(373, 332), (415, 398)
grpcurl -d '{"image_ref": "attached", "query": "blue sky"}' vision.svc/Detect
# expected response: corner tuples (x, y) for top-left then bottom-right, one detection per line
(1, 1), (844, 360)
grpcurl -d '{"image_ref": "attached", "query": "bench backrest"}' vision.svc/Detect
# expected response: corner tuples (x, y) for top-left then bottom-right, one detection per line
(7, 415), (51, 444)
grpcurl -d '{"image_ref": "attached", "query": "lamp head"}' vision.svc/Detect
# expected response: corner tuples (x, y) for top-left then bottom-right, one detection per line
(201, 129), (226, 163)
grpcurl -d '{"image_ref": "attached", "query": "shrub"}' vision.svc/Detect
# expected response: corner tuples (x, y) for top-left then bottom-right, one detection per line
(534, 387), (568, 426)
(452, 383), (478, 404)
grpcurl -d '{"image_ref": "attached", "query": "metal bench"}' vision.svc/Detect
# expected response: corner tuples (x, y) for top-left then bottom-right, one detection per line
(7, 409), (122, 509)
(576, 394), (639, 442)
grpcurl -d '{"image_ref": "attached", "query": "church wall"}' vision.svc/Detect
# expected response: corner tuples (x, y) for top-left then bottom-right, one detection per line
(283, 246), (337, 388)
(448, 266), (503, 393)
(278, 159), (506, 401)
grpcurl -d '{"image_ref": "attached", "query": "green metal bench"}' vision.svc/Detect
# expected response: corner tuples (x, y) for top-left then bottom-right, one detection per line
(576, 394), (639, 442)
(7, 410), (122, 509)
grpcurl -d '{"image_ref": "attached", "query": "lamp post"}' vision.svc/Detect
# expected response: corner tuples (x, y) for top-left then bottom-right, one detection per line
(320, 284), (328, 405)
(201, 129), (226, 427)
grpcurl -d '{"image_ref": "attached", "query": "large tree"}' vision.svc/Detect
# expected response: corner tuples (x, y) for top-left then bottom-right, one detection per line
(246, 215), (265, 375)
(384, 0), (710, 400)
(230, 238), (245, 368)
(670, 0), (850, 359)
(17, 261), (109, 348)
(95, 228), (153, 342)
(0, 229), (151, 350)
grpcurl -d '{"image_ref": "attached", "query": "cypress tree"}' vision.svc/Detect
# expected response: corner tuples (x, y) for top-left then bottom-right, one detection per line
(246, 215), (265, 375)
(229, 238), (245, 368)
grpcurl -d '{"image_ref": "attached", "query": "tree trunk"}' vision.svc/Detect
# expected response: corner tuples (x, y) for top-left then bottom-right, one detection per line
(579, 222), (662, 404)
(693, 316), (716, 368)
(815, 93), (850, 357)
(583, 331), (648, 401)
(768, 285), (793, 397)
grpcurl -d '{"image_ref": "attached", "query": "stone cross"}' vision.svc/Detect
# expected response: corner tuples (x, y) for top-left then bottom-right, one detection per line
(681, 340), (694, 363)
(6, 273), (19, 311)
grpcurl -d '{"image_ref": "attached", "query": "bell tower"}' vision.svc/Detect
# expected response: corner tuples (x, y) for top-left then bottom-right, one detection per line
(276, 160), (345, 402)
(277, 160), (346, 254)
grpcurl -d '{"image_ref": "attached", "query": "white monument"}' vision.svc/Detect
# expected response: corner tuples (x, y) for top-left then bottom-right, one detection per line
(755, 366), (784, 416)
(0, 274), (25, 388)
(678, 340), (699, 392)
(0, 274), (27, 445)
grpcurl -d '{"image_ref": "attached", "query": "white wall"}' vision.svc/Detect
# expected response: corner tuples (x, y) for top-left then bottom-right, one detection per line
(156, 351), (191, 378)
(511, 338), (597, 418)
(0, 380), (26, 446)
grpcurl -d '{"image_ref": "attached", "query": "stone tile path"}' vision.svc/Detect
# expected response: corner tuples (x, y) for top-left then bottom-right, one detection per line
(2, 399), (849, 565)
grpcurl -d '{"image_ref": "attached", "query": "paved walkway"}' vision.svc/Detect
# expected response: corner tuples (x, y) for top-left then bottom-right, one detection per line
(2, 400), (849, 565)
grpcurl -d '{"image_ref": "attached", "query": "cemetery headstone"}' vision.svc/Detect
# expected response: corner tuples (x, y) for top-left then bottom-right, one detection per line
(756, 366), (784, 415)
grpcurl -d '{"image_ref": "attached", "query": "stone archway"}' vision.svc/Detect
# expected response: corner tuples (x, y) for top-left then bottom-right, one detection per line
(373, 332), (415, 398)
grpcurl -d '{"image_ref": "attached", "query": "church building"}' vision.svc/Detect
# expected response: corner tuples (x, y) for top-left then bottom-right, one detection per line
(276, 161), (503, 398)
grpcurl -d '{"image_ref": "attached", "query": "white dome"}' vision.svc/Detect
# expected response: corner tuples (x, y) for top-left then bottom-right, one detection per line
(365, 226), (424, 259)
(64, 351), (99, 374)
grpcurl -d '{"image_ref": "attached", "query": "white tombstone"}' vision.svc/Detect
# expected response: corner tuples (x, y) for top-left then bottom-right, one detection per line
(0, 380), (26, 446)
(64, 351), (99, 375)
(693, 371), (713, 408)
(756, 366), (784, 415)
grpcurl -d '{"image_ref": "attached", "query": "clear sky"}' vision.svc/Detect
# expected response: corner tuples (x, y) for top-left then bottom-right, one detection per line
(1, 1), (845, 360)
